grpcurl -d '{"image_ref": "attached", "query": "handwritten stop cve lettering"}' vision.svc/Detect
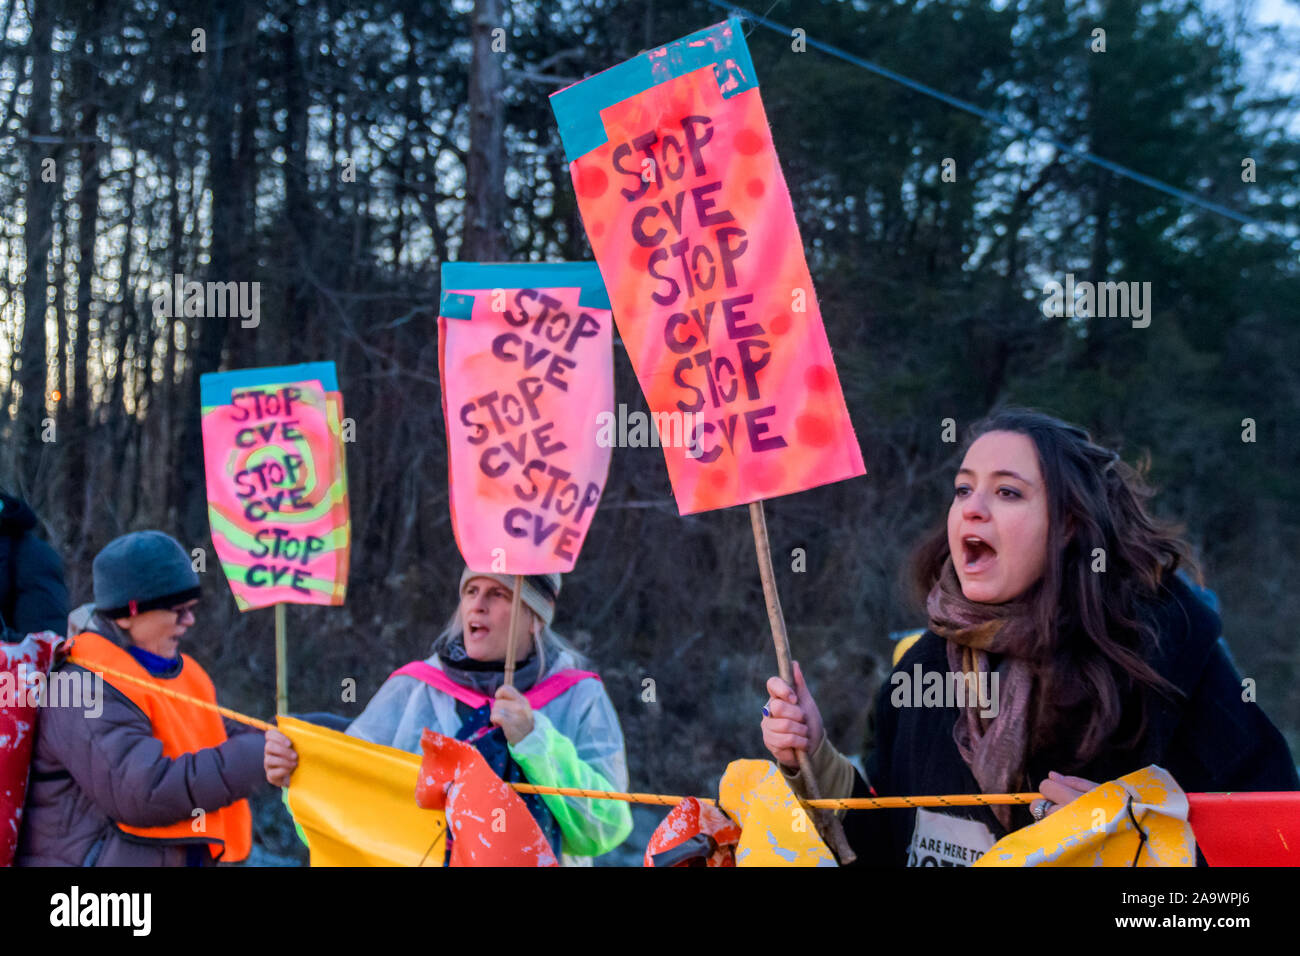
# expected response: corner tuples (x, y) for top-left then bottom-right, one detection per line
(228, 385), (323, 594)
(611, 114), (786, 465)
(458, 290), (604, 561)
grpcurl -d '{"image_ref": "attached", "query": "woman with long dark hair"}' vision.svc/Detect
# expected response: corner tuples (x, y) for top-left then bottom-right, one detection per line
(761, 408), (1298, 866)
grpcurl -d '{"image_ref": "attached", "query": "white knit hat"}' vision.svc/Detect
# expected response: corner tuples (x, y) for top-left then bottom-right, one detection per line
(458, 569), (561, 626)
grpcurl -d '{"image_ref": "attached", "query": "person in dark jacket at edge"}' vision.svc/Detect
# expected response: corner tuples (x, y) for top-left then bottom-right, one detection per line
(17, 531), (270, 866)
(0, 492), (68, 638)
(762, 409), (1299, 867)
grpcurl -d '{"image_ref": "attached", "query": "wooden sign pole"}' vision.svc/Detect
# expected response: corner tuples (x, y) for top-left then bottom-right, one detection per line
(275, 602), (288, 715)
(749, 501), (856, 864)
(503, 575), (524, 688)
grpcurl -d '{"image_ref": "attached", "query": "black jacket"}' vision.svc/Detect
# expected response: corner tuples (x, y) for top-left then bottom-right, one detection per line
(0, 494), (68, 637)
(845, 574), (1300, 865)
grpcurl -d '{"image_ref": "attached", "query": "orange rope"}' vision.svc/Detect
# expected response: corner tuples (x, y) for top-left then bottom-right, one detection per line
(67, 656), (276, 733)
(512, 783), (716, 806)
(806, 792), (1041, 810)
(73, 657), (1043, 811)
(513, 783), (1042, 810)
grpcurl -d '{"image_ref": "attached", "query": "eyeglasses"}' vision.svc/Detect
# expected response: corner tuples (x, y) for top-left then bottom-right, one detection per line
(168, 602), (199, 621)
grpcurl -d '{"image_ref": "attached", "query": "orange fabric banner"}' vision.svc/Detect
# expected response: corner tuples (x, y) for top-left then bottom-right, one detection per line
(416, 729), (558, 867)
(551, 19), (865, 514)
(439, 264), (614, 573)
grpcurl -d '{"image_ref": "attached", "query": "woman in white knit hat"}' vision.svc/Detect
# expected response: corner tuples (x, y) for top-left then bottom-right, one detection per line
(264, 569), (632, 865)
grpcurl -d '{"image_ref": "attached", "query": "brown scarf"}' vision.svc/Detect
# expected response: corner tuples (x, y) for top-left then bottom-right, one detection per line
(926, 557), (1038, 829)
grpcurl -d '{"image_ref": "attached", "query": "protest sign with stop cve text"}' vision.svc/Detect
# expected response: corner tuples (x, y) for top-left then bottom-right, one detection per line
(551, 18), (865, 514)
(438, 263), (614, 574)
(201, 362), (351, 610)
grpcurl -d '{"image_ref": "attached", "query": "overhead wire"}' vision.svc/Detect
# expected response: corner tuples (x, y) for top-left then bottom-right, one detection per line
(704, 0), (1286, 235)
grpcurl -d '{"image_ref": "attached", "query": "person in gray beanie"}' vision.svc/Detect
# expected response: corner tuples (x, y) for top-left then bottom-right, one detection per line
(91, 530), (202, 623)
(263, 567), (633, 865)
(17, 531), (270, 866)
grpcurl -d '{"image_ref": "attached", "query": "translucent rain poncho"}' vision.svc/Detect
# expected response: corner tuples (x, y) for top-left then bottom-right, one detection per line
(347, 646), (632, 865)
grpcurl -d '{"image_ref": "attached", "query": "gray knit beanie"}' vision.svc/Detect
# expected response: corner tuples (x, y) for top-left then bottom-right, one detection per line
(458, 568), (561, 626)
(94, 531), (202, 618)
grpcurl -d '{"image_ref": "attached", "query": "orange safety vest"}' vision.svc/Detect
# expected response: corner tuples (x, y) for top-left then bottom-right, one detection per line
(68, 632), (253, 862)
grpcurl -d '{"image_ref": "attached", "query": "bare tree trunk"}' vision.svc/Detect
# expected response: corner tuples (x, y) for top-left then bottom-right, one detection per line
(49, 193), (67, 520)
(105, 166), (138, 525)
(17, 0), (55, 484)
(464, 0), (506, 260)
(70, 0), (103, 559)
(161, 127), (182, 525)
(175, 0), (250, 542)
(230, 18), (260, 370)
(52, 213), (65, 406)
(280, 12), (310, 362)
(126, 284), (159, 528)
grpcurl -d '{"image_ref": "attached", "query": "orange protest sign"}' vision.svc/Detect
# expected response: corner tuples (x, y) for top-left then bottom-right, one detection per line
(551, 19), (865, 514)
(438, 263), (614, 573)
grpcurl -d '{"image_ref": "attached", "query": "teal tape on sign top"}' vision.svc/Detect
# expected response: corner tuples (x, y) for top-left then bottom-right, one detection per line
(549, 18), (757, 164)
(439, 262), (612, 312)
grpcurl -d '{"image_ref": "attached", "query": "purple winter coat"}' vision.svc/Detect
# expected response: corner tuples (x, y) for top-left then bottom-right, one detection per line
(16, 620), (267, 867)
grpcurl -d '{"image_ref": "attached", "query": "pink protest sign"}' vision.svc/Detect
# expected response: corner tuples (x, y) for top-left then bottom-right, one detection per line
(550, 19), (866, 514)
(438, 263), (614, 574)
(201, 363), (350, 610)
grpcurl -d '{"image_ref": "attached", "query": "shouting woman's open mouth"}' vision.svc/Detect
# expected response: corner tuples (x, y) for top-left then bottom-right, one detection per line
(962, 535), (997, 575)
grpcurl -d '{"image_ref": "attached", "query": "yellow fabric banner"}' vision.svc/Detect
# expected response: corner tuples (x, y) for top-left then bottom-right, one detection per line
(975, 765), (1194, 867)
(719, 759), (837, 867)
(279, 716), (447, 867)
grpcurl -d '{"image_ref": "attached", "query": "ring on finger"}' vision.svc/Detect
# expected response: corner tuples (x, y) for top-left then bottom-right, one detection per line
(1030, 798), (1055, 821)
